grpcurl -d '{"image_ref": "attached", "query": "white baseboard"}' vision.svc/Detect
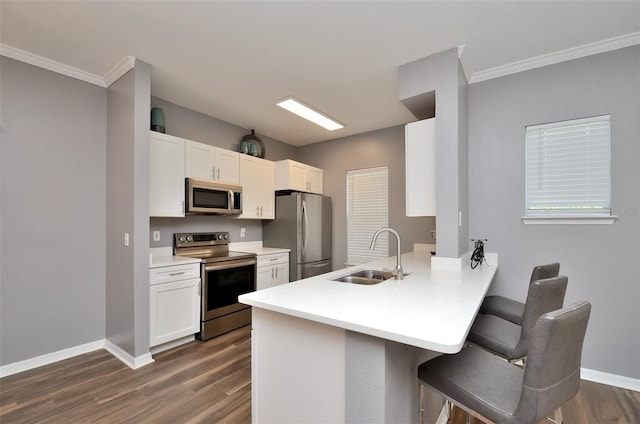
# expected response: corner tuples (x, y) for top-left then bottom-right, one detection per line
(104, 340), (154, 370)
(150, 335), (195, 355)
(0, 339), (104, 378)
(582, 367), (640, 392)
(0, 339), (155, 378)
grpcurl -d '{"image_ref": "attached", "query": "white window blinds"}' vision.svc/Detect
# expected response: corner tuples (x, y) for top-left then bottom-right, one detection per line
(525, 115), (611, 216)
(347, 166), (388, 265)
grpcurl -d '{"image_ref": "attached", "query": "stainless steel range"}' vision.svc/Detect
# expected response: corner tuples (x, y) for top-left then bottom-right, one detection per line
(174, 232), (257, 341)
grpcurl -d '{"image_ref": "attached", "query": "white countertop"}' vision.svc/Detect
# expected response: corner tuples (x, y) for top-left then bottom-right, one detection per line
(239, 251), (498, 353)
(228, 241), (290, 256)
(149, 247), (201, 268)
(231, 246), (290, 256)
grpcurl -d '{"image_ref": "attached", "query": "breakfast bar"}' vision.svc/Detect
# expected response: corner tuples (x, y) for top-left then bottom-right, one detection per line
(239, 250), (498, 423)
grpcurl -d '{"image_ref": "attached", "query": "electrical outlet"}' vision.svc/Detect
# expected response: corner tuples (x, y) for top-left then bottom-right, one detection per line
(153, 231), (160, 241)
(124, 232), (130, 246)
(240, 227), (246, 238)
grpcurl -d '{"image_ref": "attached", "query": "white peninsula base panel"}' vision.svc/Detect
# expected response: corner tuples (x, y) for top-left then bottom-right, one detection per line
(252, 308), (345, 423)
(252, 308), (444, 424)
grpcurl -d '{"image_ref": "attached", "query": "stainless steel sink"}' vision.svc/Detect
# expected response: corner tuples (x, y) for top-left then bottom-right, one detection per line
(332, 269), (396, 285)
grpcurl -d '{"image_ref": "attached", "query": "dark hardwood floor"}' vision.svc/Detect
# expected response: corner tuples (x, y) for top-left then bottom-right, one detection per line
(2, 325), (639, 423)
(0, 326), (251, 424)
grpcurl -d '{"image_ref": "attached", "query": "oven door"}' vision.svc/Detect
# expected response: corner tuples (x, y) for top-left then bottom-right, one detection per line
(202, 258), (256, 321)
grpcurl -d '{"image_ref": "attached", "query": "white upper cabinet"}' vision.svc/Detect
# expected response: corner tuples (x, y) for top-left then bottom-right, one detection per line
(239, 155), (275, 219)
(150, 131), (185, 217)
(185, 140), (240, 184)
(405, 118), (436, 217)
(275, 159), (323, 194)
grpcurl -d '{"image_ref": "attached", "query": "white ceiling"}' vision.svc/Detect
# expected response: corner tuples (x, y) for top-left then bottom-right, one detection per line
(2, 1), (639, 146)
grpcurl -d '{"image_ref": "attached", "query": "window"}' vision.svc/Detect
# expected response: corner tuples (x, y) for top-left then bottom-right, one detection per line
(347, 166), (388, 265)
(524, 115), (615, 224)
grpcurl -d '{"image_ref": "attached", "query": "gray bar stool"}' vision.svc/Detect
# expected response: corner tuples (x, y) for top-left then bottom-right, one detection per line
(418, 301), (591, 424)
(467, 275), (568, 362)
(480, 262), (560, 325)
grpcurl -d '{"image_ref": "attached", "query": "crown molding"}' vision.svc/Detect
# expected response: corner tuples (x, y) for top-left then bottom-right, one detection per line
(0, 44), (136, 88)
(104, 56), (136, 87)
(469, 31), (640, 84)
(0, 44), (106, 86)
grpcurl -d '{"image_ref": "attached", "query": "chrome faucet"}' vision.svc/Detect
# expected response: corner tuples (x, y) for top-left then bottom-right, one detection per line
(369, 227), (404, 280)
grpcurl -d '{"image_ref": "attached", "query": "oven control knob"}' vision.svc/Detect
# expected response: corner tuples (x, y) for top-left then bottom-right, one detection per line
(222, 234), (228, 240)
(186, 236), (193, 242)
(178, 236), (186, 242)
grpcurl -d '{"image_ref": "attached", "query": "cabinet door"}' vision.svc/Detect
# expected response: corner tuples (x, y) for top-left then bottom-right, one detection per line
(275, 159), (307, 192)
(239, 155), (259, 219)
(149, 278), (200, 347)
(257, 159), (275, 218)
(256, 266), (272, 290)
(185, 140), (216, 180)
(405, 118), (436, 217)
(150, 132), (185, 217)
(306, 166), (323, 194)
(213, 148), (240, 184)
(272, 263), (289, 287)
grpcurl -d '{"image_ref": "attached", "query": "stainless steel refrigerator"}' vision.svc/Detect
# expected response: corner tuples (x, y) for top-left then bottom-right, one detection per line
(263, 192), (332, 281)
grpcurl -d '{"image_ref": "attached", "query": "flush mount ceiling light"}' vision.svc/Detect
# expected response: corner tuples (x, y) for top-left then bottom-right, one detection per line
(276, 97), (344, 131)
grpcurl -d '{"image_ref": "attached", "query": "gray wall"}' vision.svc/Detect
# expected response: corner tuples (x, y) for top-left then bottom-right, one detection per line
(399, 48), (469, 258)
(468, 45), (640, 378)
(297, 126), (436, 271)
(149, 97), (297, 248)
(106, 61), (152, 357)
(0, 57), (107, 365)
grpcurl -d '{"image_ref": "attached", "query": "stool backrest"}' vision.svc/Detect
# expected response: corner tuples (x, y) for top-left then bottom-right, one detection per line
(514, 276), (568, 358)
(515, 301), (591, 423)
(529, 262), (560, 284)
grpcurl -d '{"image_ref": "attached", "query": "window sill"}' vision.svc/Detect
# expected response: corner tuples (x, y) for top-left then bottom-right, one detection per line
(522, 215), (618, 225)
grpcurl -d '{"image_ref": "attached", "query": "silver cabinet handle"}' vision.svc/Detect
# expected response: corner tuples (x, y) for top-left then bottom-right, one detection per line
(169, 271), (185, 276)
(211, 166), (216, 179)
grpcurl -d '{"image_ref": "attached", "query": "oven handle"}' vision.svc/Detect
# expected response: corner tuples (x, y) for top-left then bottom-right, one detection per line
(204, 258), (257, 272)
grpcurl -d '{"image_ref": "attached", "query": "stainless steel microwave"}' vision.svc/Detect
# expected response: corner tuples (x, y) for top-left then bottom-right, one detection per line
(185, 178), (242, 215)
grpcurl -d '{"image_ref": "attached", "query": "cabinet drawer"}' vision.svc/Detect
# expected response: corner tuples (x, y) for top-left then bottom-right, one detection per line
(257, 252), (289, 268)
(150, 263), (200, 285)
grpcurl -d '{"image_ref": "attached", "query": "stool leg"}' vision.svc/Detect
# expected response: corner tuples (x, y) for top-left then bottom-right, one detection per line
(554, 407), (563, 424)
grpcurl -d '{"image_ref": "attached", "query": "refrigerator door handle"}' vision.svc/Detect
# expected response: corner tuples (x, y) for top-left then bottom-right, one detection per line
(305, 260), (331, 268)
(301, 199), (308, 256)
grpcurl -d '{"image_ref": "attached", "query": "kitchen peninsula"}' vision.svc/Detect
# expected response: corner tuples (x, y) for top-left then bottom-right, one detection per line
(239, 250), (498, 423)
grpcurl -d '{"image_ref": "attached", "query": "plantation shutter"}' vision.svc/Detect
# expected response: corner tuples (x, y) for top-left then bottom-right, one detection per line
(347, 166), (388, 265)
(525, 115), (611, 216)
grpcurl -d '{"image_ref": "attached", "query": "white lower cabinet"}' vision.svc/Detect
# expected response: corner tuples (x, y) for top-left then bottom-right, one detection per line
(256, 252), (289, 290)
(149, 263), (200, 347)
